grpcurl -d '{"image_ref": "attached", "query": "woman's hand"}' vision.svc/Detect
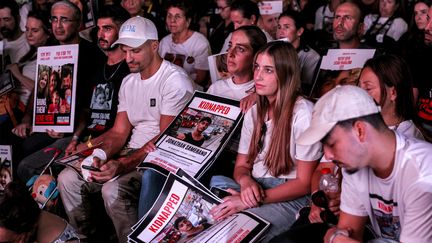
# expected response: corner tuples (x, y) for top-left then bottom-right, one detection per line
(210, 189), (248, 220)
(239, 176), (265, 208)
(240, 93), (258, 113)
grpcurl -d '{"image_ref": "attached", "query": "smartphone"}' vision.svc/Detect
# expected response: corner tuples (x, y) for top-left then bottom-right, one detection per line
(210, 187), (232, 198)
(82, 165), (101, 172)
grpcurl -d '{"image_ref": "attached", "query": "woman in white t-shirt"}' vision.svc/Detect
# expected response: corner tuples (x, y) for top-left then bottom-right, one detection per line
(359, 54), (424, 140)
(159, 1), (211, 89)
(362, 0), (407, 50)
(210, 41), (322, 242)
(207, 25), (267, 101)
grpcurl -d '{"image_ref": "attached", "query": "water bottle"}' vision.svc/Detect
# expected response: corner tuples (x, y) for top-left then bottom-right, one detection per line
(319, 168), (339, 193)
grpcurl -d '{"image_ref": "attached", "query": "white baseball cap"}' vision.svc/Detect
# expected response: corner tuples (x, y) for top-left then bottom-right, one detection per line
(297, 85), (381, 145)
(112, 16), (158, 48)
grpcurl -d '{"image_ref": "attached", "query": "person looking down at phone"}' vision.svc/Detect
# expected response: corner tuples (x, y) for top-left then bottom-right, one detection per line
(56, 16), (193, 243)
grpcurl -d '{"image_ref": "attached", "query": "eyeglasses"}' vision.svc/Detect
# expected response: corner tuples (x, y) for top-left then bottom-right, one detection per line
(311, 190), (338, 225)
(50, 16), (78, 25)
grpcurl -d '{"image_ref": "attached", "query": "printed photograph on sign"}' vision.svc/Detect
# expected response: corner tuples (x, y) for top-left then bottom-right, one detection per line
(90, 83), (113, 110)
(33, 44), (78, 133)
(166, 108), (234, 150)
(35, 64), (74, 124)
(309, 49), (375, 98)
(0, 145), (13, 193)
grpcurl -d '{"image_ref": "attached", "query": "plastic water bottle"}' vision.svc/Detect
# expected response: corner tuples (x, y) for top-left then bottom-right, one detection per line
(319, 168), (339, 193)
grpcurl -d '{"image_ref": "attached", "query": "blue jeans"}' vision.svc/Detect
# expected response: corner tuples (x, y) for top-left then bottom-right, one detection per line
(210, 175), (309, 243)
(138, 169), (167, 218)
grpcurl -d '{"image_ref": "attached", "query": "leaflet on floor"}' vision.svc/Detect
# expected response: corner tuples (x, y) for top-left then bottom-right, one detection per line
(128, 173), (269, 243)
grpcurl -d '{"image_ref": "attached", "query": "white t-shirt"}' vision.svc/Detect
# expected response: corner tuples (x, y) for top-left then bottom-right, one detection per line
(363, 15), (408, 42)
(3, 34), (30, 64)
(389, 120), (424, 140)
(340, 132), (432, 242)
(117, 60), (194, 148)
(207, 77), (254, 100)
(19, 2), (32, 32)
(298, 46), (321, 86)
(314, 4), (334, 31)
(238, 98), (323, 179)
(159, 31), (211, 81)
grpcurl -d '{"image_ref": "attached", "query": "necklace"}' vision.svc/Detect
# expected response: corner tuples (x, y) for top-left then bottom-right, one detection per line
(103, 60), (124, 81)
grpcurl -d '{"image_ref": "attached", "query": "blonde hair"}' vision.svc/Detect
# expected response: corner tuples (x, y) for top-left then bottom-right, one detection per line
(247, 41), (302, 177)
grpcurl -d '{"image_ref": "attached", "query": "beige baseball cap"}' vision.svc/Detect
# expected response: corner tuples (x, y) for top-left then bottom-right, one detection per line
(297, 85), (381, 145)
(112, 16), (158, 48)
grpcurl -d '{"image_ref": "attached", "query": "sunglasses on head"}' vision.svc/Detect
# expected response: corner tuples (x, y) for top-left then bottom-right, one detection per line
(311, 190), (338, 225)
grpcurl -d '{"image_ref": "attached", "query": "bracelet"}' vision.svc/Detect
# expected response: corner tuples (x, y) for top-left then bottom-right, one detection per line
(72, 135), (79, 141)
(329, 228), (349, 243)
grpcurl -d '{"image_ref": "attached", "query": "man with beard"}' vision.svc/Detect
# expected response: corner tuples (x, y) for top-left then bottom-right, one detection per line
(15, 0), (106, 182)
(332, 1), (366, 49)
(296, 85), (432, 243)
(57, 16), (194, 242)
(0, 0), (30, 64)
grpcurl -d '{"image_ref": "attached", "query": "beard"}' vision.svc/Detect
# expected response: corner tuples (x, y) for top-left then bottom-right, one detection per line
(98, 38), (118, 51)
(0, 26), (16, 39)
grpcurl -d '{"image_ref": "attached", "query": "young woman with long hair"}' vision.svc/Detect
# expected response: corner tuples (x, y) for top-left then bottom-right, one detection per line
(210, 41), (322, 242)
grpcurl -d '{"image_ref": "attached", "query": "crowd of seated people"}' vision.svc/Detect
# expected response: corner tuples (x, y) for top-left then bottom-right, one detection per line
(0, 0), (432, 242)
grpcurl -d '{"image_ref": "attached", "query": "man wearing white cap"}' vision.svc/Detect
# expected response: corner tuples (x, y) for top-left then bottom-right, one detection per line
(297, 85), (432, 243)
(57, 16), (194, 242)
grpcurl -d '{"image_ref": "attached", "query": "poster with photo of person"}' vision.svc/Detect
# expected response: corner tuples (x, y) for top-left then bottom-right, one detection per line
(309, 49), (376, 98)
(0, 145), (13, 194)
(32, 44), (78, 133)
(129, 173), (269, 243)
(137, 91), (243, 179)
(208, 52), (229, 83)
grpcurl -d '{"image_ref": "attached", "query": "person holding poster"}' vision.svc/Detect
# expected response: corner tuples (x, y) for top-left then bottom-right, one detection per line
(15, 0), (105, 182)
(210, 41), (322, 242)
(57, 16), (194, 243)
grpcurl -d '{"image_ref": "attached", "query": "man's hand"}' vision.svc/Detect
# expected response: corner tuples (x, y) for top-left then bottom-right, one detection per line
(89, 158), (123, 183)
(210, 189), (248, 220)
(309, 203), (324, 223)
(65, 140), (78, 156)
(327, 191), (341, 216)
(142, 141), (157, 154)
(12, 123), (31, 138)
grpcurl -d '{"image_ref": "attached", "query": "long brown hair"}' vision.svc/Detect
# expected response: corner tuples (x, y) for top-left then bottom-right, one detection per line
(247, 41), (302, 177)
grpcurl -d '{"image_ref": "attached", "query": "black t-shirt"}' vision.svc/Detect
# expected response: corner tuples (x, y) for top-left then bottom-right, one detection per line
(84, 60), (130, 138)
